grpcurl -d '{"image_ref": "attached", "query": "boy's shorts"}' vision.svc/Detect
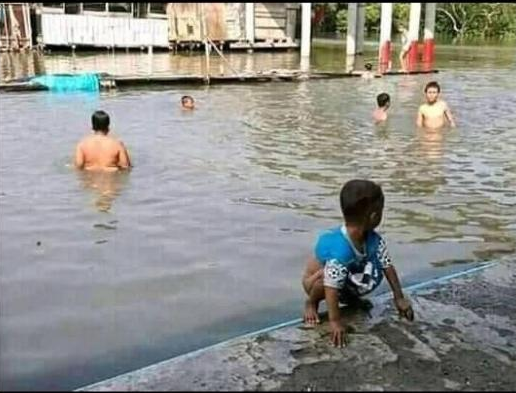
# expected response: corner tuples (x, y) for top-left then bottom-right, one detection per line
(338, 286), (373, 311)
(338, 285), (361, 303)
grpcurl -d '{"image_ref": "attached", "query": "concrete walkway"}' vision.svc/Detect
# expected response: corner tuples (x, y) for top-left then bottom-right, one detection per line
(78, 256), (516, 391)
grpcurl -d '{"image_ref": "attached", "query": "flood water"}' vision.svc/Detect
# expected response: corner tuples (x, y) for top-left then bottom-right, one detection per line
(1, 42), (515, 390)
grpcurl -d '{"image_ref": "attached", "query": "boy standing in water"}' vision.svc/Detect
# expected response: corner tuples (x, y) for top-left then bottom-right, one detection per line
(417, 81), (456, 129)
(373, 93), (391, 123)
(399, 26), (410, 72)
(302, 179), (413, 347)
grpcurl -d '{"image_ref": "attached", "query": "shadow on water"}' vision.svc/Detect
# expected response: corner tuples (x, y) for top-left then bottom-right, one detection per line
(76, 169), (130, 213)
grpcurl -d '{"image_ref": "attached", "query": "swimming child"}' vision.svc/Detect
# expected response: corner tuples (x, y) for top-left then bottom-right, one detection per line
(302, 179), (414, 347)
(361, 63), (375, 80)
(181, 95), (195, 110)
(373, 92), (391, 123)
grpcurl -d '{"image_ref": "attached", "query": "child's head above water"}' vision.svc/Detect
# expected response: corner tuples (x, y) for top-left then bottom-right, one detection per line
(92, 110), (110, 134)
(376, 92), (391, 109)
(424, 81), (440, 93)
(181, 95), (195, 110)
(340, 179), (385, 231)
(424, 81), (440, 104)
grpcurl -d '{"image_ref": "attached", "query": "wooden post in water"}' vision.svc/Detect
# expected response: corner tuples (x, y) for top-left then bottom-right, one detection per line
(245, 3), (254, 53)
(346, 3), (358, 71)
(378, 3), (392, 73)
(22, 3), (32, 49)
(201, 3), (210, 84)
(2, 4), (10, 50)
(147, 45), (153, 75)
(423, 3), (436, 64)
(204, 38), (210, 84)
(300, 3), (311, 61)
(407, 3), (421, 71)
(346, 3), (357, 56)
(33, 4), (43, 50)
(356, 3), (365, 55)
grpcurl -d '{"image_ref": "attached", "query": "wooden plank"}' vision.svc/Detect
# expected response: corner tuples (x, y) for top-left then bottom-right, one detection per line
(0, 70), (440, 92)
(40, 14), (169, 48)
(0, 82), (48, 92)
(229, 40), (298, 49)
(204, 3), (227, 41)
(167, 3), (202, 42)
(382, 69), (439, 75)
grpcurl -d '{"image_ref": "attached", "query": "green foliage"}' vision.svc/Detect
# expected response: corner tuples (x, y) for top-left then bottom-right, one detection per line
(313, 3), (346, 35)
(435, 3), (516, 41)
(393, 3), (410, 32)
(335, 8), (347, 33)
(313, 3), (516, 41)
(364, 4), (380, 34)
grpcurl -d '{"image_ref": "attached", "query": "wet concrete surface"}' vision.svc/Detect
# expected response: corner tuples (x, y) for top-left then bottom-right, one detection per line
(79, 257), (516, 391)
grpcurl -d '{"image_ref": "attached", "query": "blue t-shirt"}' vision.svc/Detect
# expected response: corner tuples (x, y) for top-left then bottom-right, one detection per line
(314, 226), (393, 296)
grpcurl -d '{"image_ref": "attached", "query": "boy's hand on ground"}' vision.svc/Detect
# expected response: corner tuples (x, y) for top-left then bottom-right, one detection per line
(395, 297), (414, 321)
(329, 321), (348, 348)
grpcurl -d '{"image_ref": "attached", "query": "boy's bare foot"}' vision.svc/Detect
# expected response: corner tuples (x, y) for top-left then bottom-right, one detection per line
(303, 299), (321, 327)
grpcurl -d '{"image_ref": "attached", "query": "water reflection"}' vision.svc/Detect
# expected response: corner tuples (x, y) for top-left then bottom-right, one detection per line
(0, 51), (46, 81)
(0, 50), (302, 81)
(396, 75), (422, 105)
(76, 169), (129, 213)
(417, 127), (445, 160)
(2, 42), (514, 82)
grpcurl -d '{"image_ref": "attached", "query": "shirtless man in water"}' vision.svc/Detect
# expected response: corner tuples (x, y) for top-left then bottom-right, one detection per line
(74, 110), (131, 171)
(417, 81), (456, 129)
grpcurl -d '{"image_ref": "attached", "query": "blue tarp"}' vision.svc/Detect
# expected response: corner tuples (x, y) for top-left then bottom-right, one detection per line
(30, 73), (100, 92)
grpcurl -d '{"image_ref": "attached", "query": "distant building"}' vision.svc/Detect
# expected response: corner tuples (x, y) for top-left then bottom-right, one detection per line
(0, 3), (32, 51)
(28, 3), (300, 51)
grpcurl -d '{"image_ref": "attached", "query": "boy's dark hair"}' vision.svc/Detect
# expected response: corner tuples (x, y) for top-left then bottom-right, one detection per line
(92, 110), (110, 133)
(365, 63), (373, 71)
(340, 180), (384, 225)
(424, 81), (440, 93)
(181, 95), (194, 104)
(376, 92), (390, 108)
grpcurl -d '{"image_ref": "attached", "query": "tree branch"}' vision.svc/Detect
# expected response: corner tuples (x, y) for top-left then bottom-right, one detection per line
(437, 8), (460, 34)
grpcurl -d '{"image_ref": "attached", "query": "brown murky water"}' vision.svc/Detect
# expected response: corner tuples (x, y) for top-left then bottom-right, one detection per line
(1, 42), (515, 390)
